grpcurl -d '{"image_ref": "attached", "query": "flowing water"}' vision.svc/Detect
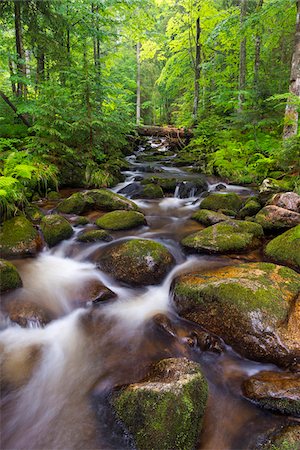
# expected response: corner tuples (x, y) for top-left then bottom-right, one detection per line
(0, 137), (286, 450)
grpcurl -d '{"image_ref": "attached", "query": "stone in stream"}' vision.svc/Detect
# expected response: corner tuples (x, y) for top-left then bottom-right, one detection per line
(134, 183), (164, 199)
(255, 205), (300, 231)
(141, 176), (177, 193)
(172, 262), (300, 367)
(111, 357), (208, 450)
(95, 210), (147, 231)
(268, 192), (300, 213)
(258, 178), (293, 204)
(77, 229), (113, 243)
(40, 214), (74, 247)
(191, 209), (228, 226)
(71, 216), (90, 227)
(0, 215), (41, 258)
(265, 225), (300, 270)
(242, 371), (300, 417)
(0, 259), (22, 293)
(199, 193), (243, 214)
(3, 299), (52, 328)
(175, 179), (208, 198)
(181, 220), (263, 253)
(238, 197), (262, 219)
(99, 239), (174, 285)
(259, 424), (300, 450)
(74, 279), (116, 305)
(24, 204), (45, 223)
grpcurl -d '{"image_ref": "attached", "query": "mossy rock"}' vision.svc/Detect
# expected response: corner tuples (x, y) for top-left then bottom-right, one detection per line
(243, 371), (300, 417)
(268, 192), (300, 213)
(192, 209), (228, 226)
(76, 229), (112, 243)
(84, 189), (139, 211)
(99, 239), (174, 285)
(25, 205), (45, 223)
(111, 358), (208, 450)
(260, 424), (300, 450)
(238, 198), (261, 219)
(95, 210), (146, 231)
(47, 191), (60, 200)
(181, 220), (264, 254)
(265, 225), (300, 270)
(141, 176), (177, 193)
(72, 216), (90, 226)
(41, 214), (73, 247)
(255, 206), (300, 231)
(57, 192), (87, 214)
(200, 193), (243, 213)
(137, 183), (164, 199)
(0, 215), (40, 258)
(172, 262), (300, 366)
(0, 259), (22, 293)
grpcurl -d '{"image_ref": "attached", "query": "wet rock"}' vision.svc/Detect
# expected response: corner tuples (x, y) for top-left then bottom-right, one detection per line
(200, 193), (243, 214)
(40, 214), (73, 247)
(238, 197), (262, 219)
(95, 210), (147, 231)
(141, 177), (177, 193)
(181, 220), (263, 254)
(4, 299), (52, 328)
(75, 279), (116, 305)
(215, 183), (227, 191)
(265, 225), (300, 270)
(0, 215), (40, 258)
(24, 205), (45, 223)
(243, 371), (300, 417)
(135, 183), (164, 199)
(118, 182), (143, 198)
(268, 192), (300, 213)
(72, 216), (90, 226)
(99, 239), (174, 285)
(77, 229), (113, 243)
(0, 259), (22, 293)
(191, 209), (228, 226)
(175, 179), (208, 198)
(111, 357), (208, 450)
(172, 262), (300, 366)
(255, 205), (300, 231)
(259, 424), (300, 450)
(57, 192), (87, 214)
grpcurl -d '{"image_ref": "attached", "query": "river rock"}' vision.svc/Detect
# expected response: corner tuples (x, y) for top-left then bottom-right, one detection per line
(41, 214), (74, 247)
(181, 220), (263, 253)
(141, 176), (177, 193)
(75, 279), (116, 305)
(242, 371), (300, 417)
(175, 179), (208, 198)
(268, 192), (300, 213)
(72, 216), (90, 226)
(99, 239), (174, 285)
(95, 210), (147, 231)
(260, 424), (300, 450)
(238, 197), (262, 219)
(24, 205), (45, 223)
(172, 263), (300, 366)
(4, 299), (52, 328)
(0, 259), (22, 293)
(200, 193), (243, 214)
(57, 192), (87, 214)
(255, 205), (300, 231)
(111, 357), (208, 450)
(77, 229), (113, 243)
(259, 178), (292, 197)
(136, 183), (164, 199)
(47, 191), (60, 200)
(265, 225), (300, 270)
(0, 215), (40, 258)
(191, 209), (228, 226)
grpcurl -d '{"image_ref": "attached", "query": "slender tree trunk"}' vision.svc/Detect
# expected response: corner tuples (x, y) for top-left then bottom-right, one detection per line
(238, 0), (247, 110)
(37, 49), (45, 84)
(193, 16), (201, 122)
(14, 1), (27, 98)
(254, 0), (263, 89)
(0, 90), (31, 127)
(136, 42), (141, 126)
(83, 45), (93, 153)
(283, 0), (300, 139)
(9, 59), (16, 95)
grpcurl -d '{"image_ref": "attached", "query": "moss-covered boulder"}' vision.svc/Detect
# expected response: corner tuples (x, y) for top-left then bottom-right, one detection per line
(268, 192), (300, 213)
(47, 191), (60, 200)
(243, 371), (300, 417)
(57, 192), (87, 214)
(191, 209), (228, 226)
(72, 216), (90, 227)
(95, 210), (147, 231)
(172, 263), (300, 366)
(41, 214), (73, 247)
(255, 206), (300, 231)
(181, 220), (263, 254)
(4, 299), (52, 328)
(259, 178), (292, 197)
(76, 229), (112, 243)
(200, 193), (243, 213)
(0, 259), (22, 293)
(84, 189), (139, 211)
(99, 239), (174, 285)
(141, 176), (177, 193)
(0, 215), (40, 258)
(111, 358), (208, 450)
(265, 225), (300, 270)
(25, 205), (45, 223)
(238, 197), (261, 219)
(136, 183), (164, 199)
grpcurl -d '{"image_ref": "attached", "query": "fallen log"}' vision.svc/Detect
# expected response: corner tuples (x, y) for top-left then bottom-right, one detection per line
(137, 125), (192, 139)
(0, 90), (31, 127)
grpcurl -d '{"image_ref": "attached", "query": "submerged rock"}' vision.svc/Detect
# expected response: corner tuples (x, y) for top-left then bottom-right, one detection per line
(181, 220), (263, 253)
(268, 192), (300, 213)
(95, 210), (147, 231)
(111, 357), (208, 450)
(40, 214), (73, 247)
(265, 225), (300, 270)
(77, 229), (113, 243)
(191, 209), (228, 226)
(0, 259), (22, 293)
(99, 239), (174, 285)
(243, 371), (300, 417)
(172, 263), (300, 366)
(200, 193), (243, 214)
(4, 299), (52, 328)
(0, 215), (40, 258)
(255, 205), (300, 231)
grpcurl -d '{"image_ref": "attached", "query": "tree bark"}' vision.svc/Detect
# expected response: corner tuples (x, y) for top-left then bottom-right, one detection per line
(193, 16), (201, 122)
(37, 49), (45, 84)
(254, 0), (264, 89)
(283, 0), (300, 139)
(8, 59), (16, 96)
(136, 42), (141, 126)
(238, 0), (247, 110)
(14, 0), (27, 98)
(0, 90), (31, 127)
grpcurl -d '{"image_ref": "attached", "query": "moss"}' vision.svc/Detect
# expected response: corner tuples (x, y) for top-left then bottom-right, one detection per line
(95, 210), (146, 231)
(265, 225), (300, 270)
(0, 215), (39, 258)
(73, 216), (90, 226)
(140, 183), (164, 199)
(200, 193), (243, 213)
(255, 206), (300, 231)
(25, 205), (44, 223)
(76, 229), (112, 242)
(238, 198), (261, 219)
(84, 189), (139, 211)
(41, 214), (73, 247)
(141, 176), (177, 192)
(254, 398), (300, 416)
(192, 209), (228, 226)
(0, 259), (22, 292)
(47, 191), (60, 200)
(57, 192), (86, 214)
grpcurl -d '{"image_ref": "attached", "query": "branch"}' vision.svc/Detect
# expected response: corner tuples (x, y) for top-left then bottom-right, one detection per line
(0, 91), (31, 127)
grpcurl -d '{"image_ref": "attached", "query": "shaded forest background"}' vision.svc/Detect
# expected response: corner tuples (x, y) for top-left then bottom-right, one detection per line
(0, 0), (299, 220)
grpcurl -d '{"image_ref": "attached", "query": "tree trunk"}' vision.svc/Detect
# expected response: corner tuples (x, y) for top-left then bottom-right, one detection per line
(0, 90), (31, 127)
(8, 59), (16, 95)
(136, 42), (141, 126)
(254, 0), (264, 89)
(83, 45), (93, 154)
(193, 16), (201, 122)
(37, 49), (45, 85)
(283, 0), (300, 139)
(238, 0), (247, 110)
(14, 1), (27, 98)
